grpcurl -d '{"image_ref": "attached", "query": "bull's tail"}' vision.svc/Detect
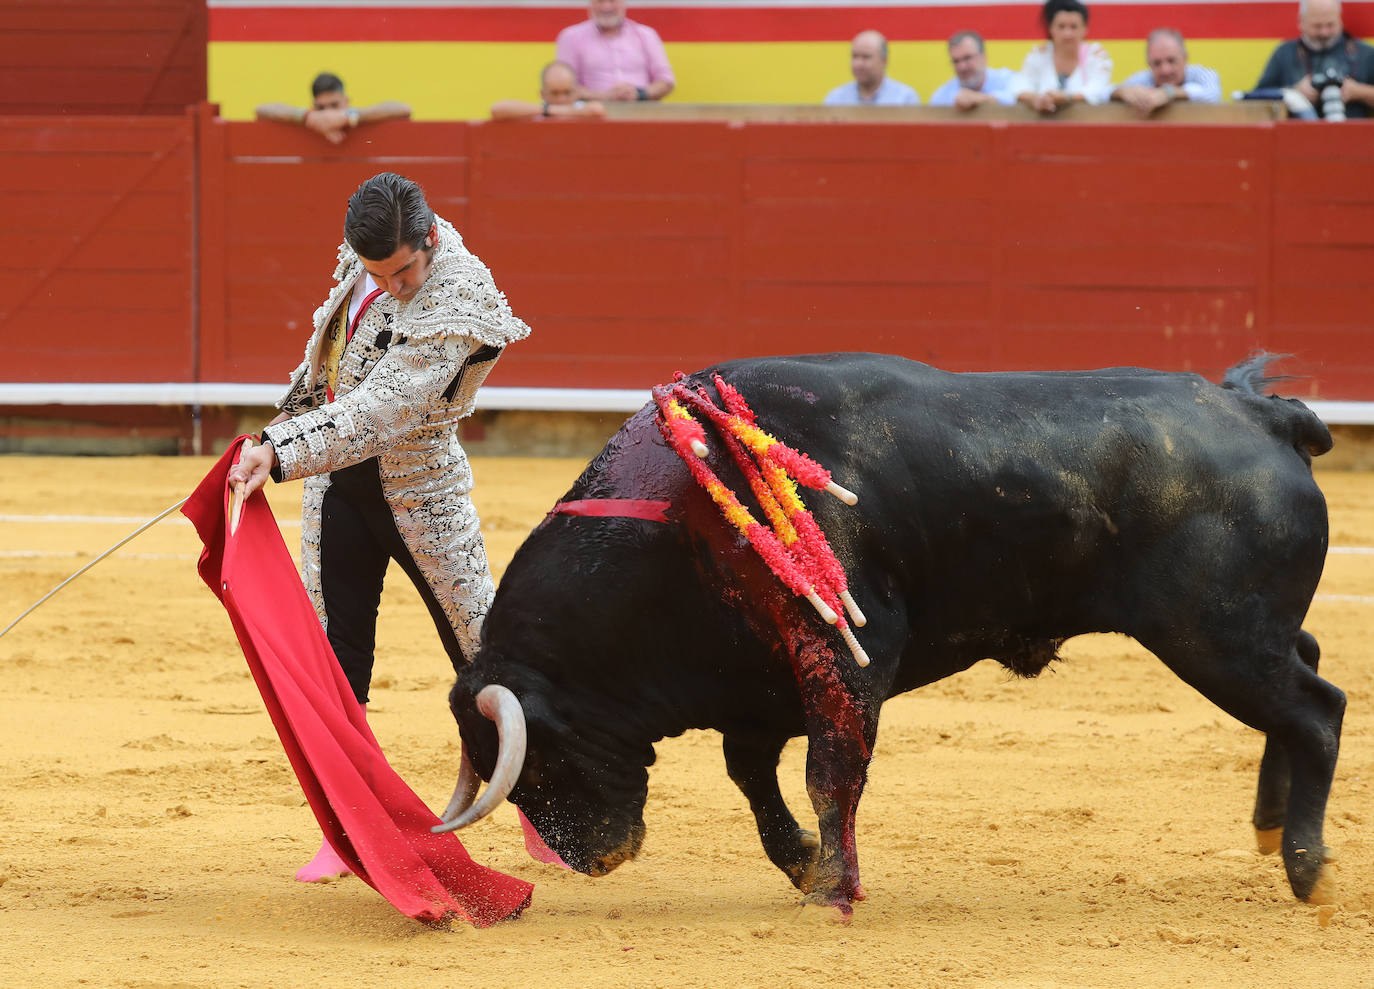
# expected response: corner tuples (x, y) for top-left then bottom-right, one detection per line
(1221, 352), (1333, 463)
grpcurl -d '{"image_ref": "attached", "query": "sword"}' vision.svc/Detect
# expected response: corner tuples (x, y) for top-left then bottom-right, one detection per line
(1, 441), (255, 639)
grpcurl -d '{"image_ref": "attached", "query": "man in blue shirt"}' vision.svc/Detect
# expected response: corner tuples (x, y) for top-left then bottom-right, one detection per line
(929, 31), (1018, 109)
(823, 30), (920, 106)
(1112, 28), (1221, 116)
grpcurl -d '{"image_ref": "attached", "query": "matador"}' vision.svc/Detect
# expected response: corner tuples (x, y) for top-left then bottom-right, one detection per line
(228, 172), (531, 880)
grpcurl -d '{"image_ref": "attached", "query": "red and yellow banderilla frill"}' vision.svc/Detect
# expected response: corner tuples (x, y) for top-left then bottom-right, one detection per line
(651, 378), (869, 667)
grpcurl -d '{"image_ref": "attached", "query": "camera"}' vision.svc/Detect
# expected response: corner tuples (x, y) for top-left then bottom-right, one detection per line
(1310, 65), (1347, 121)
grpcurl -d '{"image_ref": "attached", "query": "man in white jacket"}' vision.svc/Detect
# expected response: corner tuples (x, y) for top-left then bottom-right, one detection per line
(229, 172), (531, 880)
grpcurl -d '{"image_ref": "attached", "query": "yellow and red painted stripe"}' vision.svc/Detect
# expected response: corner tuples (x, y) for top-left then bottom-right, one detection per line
(210, 1), (1374, 41)
(207, 2), (1374, 119)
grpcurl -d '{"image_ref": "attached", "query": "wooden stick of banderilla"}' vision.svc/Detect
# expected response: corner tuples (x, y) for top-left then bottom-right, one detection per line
(0, 441), (257, 640)
(0, 495), (191, 639)
(229, 438), (254, 535)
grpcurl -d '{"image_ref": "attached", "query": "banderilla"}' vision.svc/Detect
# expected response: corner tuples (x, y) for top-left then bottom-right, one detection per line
(1, 440), (256, 639)
(0, 496), (193, 639)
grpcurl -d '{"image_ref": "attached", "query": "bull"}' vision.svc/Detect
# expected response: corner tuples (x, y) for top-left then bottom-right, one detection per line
(435, 353), (1343, 914)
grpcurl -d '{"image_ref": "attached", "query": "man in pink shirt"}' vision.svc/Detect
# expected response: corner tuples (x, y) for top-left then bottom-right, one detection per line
(556, 0), (676, 102)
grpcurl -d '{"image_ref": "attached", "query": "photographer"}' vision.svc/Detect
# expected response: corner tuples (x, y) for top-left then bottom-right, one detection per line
(1256, 0), (1374, 119)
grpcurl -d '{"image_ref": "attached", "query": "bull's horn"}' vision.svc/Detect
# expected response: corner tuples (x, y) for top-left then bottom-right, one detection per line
(438, 748), (481, 821)
(432, 684), (527, 833)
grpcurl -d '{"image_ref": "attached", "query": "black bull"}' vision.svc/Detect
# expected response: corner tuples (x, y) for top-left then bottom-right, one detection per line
(445, 353), (1344, 913)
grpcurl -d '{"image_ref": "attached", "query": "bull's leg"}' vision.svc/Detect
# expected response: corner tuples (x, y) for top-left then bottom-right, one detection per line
(1152, 629), (1345, 902)
(801, 720), (873, 918)
(723, 733), (820, 891)
(1252, 630), (1320, 854)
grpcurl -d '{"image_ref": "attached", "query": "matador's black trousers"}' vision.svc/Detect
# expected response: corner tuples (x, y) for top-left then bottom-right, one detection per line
(317, 458), (467, 704)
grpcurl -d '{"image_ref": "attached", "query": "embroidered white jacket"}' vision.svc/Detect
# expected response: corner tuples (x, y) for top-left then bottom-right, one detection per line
(262, 216), (531, 657)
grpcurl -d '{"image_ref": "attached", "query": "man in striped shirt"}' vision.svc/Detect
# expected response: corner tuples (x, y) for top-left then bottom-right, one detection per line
(1112, 28), (1221, 116)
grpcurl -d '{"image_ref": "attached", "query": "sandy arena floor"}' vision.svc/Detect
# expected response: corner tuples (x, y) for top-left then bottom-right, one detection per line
(0, 455), (1370, 988)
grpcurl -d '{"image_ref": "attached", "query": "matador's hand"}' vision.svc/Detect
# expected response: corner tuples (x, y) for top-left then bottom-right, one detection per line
(227, 442), (278, 498)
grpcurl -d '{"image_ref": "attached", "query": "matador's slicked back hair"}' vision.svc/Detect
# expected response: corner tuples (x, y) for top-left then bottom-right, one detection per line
(344, 172), (434, 262)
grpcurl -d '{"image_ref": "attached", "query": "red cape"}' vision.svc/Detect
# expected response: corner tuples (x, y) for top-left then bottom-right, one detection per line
(182, 438), (532, 926)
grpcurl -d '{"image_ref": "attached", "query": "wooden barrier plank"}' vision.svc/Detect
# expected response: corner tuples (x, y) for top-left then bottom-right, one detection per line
(1272, 243), (1374, 283)
(499, 273), (727, 321)
(3, 114), (1370, 402)
(475, 119), (727, 158)
(993, 325), (1258, 376)
(475, 235), (732, 280)
(1272, 290), (1374, 326)
(7, 309), (195, 383)
(738, 281), (990, 326)
(481, 197), (729, 238)
(735, 122), (995, 159)
(1004, 243), (1259, 288)
(739, 240), (997, 283)
(1002, 122), (1274, 161)
(0, 270), (189, 309)
(996, 201), (1263, 246)
(1272, 201), (1374, 244)
(0, 148), (191, 194)
(0, 113), (194, 383)
(1003, 287), (1260, 333)
(0, 68), (201, 114)
(0, 119), (203, 153)
(478, 156), (735, 199)
(742, 197), (995, 240)
(744, 158), (995, 201)
(995, 159), (1259, 207)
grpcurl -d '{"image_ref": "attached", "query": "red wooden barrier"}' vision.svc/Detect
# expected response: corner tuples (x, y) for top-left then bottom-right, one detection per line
(0, 113), (196, 382)
(1269, 125), (1374, 399)
(2, 114), (1371, 401)
(0, 0), (205, 115)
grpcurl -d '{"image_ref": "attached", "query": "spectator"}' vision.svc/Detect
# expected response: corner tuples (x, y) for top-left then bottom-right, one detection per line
(255, 72), (411, 144)
(555, 0), (675, 102)
(1011, 0), (1113, 113)
(1112, 29), (1221, 116)
(490, 61), (607, 120)
(823, 30), (920, 106)
(1255, 0), (1374, 118)
(929, 31), (1018, 109)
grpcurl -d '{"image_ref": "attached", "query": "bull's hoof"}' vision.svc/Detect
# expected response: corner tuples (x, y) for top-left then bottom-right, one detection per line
(1287, 845), (1337, 902)
(1306, 874), (1338, 907)
(781, 830), (821, 893)
(797, 892), (854, 924)
(1255, 826), (1282, 856)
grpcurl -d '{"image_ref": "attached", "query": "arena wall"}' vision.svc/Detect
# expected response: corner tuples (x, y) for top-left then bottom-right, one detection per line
(5, 112), (1370, 398)
(1, 0), (205, 114)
